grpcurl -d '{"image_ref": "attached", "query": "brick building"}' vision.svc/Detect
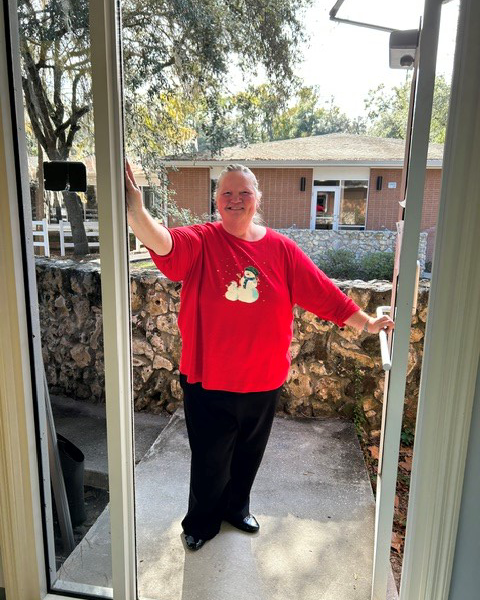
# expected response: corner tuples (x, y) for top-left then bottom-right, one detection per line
(140, 134), (443, 264)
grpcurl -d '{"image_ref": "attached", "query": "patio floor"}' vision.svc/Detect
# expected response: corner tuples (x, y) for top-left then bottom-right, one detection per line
(53, 403), (398, 600)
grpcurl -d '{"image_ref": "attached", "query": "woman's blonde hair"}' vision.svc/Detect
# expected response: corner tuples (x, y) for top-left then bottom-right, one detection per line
(214, 164), (265, 225)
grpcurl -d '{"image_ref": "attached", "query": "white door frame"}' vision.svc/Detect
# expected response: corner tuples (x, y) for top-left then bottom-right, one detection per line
(0, 0), (136, 598)
(88, 1), (137, 599)
(310, 185), (341, 230)
(371, 0), (443, 597)
(1, 1), (480, 600)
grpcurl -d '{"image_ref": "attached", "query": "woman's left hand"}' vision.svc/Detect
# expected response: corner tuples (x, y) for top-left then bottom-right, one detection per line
(368, 316), (395, 334)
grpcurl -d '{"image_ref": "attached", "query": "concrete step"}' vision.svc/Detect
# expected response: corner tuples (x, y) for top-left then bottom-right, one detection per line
(55, 410), (398, 600)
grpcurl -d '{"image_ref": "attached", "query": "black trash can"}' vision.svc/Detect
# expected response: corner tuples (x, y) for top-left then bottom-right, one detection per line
(57, 433), (87, 527)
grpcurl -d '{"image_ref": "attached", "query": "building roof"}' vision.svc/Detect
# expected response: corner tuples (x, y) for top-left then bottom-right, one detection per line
(216, 133), (444, 165)
(27, 134), (443, 184)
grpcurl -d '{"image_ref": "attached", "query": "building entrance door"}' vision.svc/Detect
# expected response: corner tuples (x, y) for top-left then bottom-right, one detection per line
(310, 185), (340, 230)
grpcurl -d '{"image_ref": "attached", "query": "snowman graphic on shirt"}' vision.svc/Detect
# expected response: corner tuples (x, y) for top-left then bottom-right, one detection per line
(225, 266), (259, 303)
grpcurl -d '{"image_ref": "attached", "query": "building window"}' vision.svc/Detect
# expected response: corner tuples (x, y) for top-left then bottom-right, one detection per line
(339, 180), (368, 230)
(314, 179), (340, 187)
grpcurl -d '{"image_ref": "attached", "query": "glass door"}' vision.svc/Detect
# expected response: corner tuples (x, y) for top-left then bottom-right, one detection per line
(1, 0), (136, 597)
(370, 0), (444, 598)
(311, 185), (340, 230)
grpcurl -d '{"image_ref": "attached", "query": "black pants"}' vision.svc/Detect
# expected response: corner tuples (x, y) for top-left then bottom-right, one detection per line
(180, 373), (282, 540)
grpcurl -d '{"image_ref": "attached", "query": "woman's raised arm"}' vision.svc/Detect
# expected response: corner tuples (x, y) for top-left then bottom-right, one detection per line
(125, 159), (172, 256)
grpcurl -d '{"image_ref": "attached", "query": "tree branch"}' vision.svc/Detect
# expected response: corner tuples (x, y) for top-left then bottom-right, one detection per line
(21, 44), (57, 148)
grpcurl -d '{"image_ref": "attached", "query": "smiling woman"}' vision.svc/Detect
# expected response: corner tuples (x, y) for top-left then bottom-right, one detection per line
(215, 164), (265, 240)
(125, 160), (394, 552)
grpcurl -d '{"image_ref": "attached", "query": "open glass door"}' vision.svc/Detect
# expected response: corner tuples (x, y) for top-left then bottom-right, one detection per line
(1, 0), (136, 597)
(371, 0), (446, 597)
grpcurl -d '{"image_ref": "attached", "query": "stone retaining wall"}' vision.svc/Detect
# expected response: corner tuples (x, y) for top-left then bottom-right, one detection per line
(277, 229), (428, 272)
(36, 258), (430, 437)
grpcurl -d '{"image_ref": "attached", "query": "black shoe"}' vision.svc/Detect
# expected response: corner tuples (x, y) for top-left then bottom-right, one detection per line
(183, 533), (206, 551)
(225, 514), (260, 533)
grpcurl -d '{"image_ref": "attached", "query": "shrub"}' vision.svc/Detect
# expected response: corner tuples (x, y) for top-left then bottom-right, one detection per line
(317, 249), (394, 281)
(317, 248), (358, 279)
(358, 251), (394, 280)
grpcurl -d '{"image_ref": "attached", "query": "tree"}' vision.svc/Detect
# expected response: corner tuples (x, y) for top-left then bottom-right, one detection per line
(196, 84), (360, 150)
(272, 87), (360, 140)
(19, 0), (312, 252)
(364, 74), (451, 143)
(19, 0), (91, 253)
(18, 0), (311, 254)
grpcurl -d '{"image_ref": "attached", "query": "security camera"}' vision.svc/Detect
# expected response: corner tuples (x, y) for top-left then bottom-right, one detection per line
(389, 29), (419, 69)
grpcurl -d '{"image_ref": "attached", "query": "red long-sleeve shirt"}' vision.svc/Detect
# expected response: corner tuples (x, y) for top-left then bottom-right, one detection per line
(148, 221), (360, 392)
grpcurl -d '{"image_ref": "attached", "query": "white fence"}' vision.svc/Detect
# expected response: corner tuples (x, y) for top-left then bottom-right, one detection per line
(59, 220), (99, 255)
(32, 219), (50, 257)
(32, 220), (145, 257)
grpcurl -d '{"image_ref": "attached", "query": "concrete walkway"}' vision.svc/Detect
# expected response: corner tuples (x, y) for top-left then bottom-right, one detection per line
(55, 408), (397, 600)
(52, 395), (170, 489)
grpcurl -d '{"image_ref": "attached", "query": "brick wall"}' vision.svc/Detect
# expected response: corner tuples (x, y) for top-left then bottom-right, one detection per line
(166, 166), (441, 265)
(167, 167), (210, 225)
(252, 168), (313, 229)
(367, 168), (442, 263)
(421, 169), (442, 265)
(366, 169), (403, 231)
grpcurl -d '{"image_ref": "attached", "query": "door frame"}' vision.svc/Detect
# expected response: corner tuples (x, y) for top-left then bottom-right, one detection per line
(371, 0), (443, 596)
(310, 185), (341, 230)
(1, 1), (480, 600)
(399, 0), (480, 597)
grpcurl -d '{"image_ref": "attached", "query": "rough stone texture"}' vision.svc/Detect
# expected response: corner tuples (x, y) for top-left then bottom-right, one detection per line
(277, 229), (428, 273)
(36, 258), (430, 432)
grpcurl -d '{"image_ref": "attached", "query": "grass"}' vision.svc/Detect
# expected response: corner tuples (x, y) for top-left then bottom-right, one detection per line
(130, 260), (155, 269)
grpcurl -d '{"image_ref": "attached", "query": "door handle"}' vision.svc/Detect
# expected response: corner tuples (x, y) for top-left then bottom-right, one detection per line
(376, 306), (392, 371)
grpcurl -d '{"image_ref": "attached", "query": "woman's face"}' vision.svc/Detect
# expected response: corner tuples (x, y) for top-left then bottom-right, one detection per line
(216, 171), (258, 227)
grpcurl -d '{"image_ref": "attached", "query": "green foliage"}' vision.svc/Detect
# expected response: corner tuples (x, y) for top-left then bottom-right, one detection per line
(273, 88), (362, 140)
(351, 367), (368, 441)
(19, 0), (313, 190)
(317, 249), (394, 281)
(202, 85), (364, 150)
(365, 74), (451, 143)
(357, 251), (394, 281)
(143, 180), (210, 226)
(400, 427), (415, 446)
(317, 249), (358, 280)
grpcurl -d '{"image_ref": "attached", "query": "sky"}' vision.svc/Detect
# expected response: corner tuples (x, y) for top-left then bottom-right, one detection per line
(234, 0), (460, 119)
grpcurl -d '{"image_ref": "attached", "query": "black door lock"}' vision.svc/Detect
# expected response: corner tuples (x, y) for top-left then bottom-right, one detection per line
(44, 161), (87, 192)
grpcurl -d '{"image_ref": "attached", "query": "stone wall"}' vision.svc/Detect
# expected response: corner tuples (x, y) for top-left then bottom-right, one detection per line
(277, 229), (428, 273)
(36, 258), (430, 436)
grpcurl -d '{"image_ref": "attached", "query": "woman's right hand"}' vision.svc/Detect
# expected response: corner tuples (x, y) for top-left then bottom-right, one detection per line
(125, 158), (144, 218)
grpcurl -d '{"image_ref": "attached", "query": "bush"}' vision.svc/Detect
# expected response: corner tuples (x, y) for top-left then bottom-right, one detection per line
(317, 249), (358, 279)
(317, 249), (394, 281)
(358, 251), (394, 281)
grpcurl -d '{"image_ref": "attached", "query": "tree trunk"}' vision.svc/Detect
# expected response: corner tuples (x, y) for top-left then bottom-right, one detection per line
(35, 142), (45, 220)
(62, 191), (89, 255)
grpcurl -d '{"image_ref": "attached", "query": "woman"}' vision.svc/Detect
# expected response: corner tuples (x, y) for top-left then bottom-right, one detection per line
(125, 161), (395, 551)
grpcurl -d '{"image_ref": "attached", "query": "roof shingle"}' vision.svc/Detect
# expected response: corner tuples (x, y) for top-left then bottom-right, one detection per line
(217, 133), (443, 163)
